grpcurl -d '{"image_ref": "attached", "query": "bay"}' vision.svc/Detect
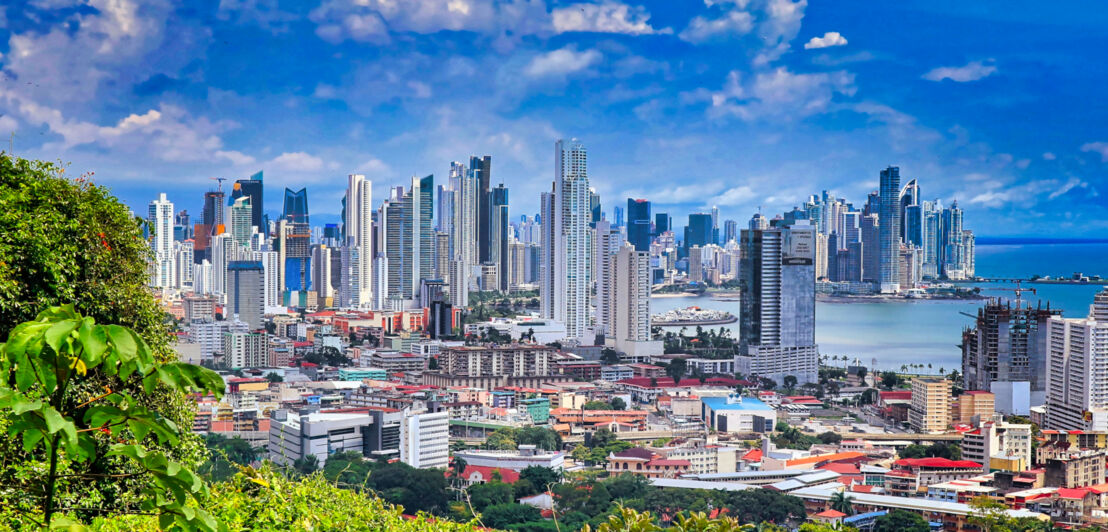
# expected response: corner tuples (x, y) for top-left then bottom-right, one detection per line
(650, 242), (1108, 372)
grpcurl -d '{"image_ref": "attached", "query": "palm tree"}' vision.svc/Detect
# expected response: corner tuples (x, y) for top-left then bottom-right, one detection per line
(449, 456), (468, 499)
(830, 491), (854, 516)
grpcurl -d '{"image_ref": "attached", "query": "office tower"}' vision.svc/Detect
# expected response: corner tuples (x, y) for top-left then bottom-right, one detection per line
(688, 246), (703, 282)
(749, 213), (768, 230)
(723, 219), (738, 245)
(608, 242), (659, 357)
(451, 161), (478, 305)
(909, 377), (952, 434)
(904, 204), (923, 248)
(202, 190), (225, 231)
(540, 139), (590, 340)
(282, 187), (309, 225)
(844, 241), (863, 282)
(435, 231), (451, 281)
(626, 198), (651, 252)
(345, 174), (373, 308)
(312, 244), (333, 302)
(471, 155), (492, 264)
(490, 184), (510, 291)
(411, 175), (435, 298)
(878, 166), (901, 293)
(684, 213), (714, 252)
(738, 220), (818, 385)
(229, 196), (253, 248)
(148, 193), (176, 291)
(1044, 290), (1108, 431)
(230, 171), (264, 231)
(322, 224), (341, 246)
(655, 212), (671, 234)
(613, 205), (624, 228)
(860, 214), (879, 283)
(963, 230), (976, 278)
(378, 193), (408, 304)
(436, 184), (454, 234)
(174, 210), (191, 241)
(594, 220), (622, 335)
(227, 260), (264, 330)
(399, 411), (449, 469)
(941, 201), (964, 279)
(814, 232), (828, 280)
(711, 206), (720, 235)
(825, 232), (840, 282)
(899, 178), (919, 241)
(963, 300), (1059, 409)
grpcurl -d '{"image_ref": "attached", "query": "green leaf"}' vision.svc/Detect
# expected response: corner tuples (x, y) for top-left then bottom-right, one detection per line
(77, 318), (108, 366)
(105, 325), (138, 376)
(41, 405), (68, 434)
(11, 397), (42, 415)
(47, 515), (87, 531)
(44, 318), (79, 355)
(21, 429), (45, 452)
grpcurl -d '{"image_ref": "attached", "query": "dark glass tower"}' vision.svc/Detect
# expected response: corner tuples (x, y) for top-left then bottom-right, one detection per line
(231, 171), (264, 231)
(684, 213), (714, 252)
(283, 187), (309, 225)
(626, 198), (652, 252)
(472, 155), (492, 263)
(655, 212), (671, 234)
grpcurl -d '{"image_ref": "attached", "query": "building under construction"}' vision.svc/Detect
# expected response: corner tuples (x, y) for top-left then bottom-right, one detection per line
(962, 298), (1061, 406)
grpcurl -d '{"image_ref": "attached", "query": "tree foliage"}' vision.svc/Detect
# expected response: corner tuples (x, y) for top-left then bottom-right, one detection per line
(0, 305), (225, 528)
(873, 509), (930, 532)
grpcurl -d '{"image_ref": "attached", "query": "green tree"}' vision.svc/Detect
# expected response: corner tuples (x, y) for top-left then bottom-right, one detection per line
(468, 481), (514, 511)
(609, 397), (627, 411)
(830, 491), (854, 516)
(0, 156), (209, 522)
(0, 305), (225, 529)
(519, 466), (561, 494)
(783, 375), (798, 389)
(367, 461), (450, 515)
(294, 454), (320, 476)
(666, 358), (688, 382)
(583, 400), (613, 410)
(265, 372), (283, 383)
(881, 371), (900, 389)
(204, 433), (257, 465)
(601, 348), (621, 365)
(873, 509), (929, 532)
(481, 502), (542, 529)
(322, 451), (374, 490)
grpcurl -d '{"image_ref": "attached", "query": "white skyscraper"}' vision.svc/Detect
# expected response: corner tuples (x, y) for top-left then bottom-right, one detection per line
(1044, 289), (1108, 431)
(399, 411), (449, 469)
(174, 240), (194, 290)
(253, 250), (280, 309)
(540, 139), (590, 340)
(148, 193), (176, 292)
(345, 174), (374, 307)
(608, 242), (661, 357)
(229, 196), (253, 248)
(593, 219), (623, 335)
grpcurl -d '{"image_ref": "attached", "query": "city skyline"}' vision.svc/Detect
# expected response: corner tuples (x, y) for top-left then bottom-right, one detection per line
(2, 1), (1106, 236)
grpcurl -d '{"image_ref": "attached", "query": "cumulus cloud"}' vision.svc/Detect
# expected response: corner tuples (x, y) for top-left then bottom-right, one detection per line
(717, 185), (757, 205)
(1049, 177), (1090, 200)
(804, 31), (847, 49)
(269, 152), (328, 172)
(705, 67), (855, 121)
(1043, 152), (1057, 160)
(524, 47), (602, 79)
(969, 190), (1010, 207)
(923, 60), (997, 82)
(1081, 141), (1108, 162)
(310, 0), (549, 45)
(679, 10), (754, 43)
(553, 2), (668, 35)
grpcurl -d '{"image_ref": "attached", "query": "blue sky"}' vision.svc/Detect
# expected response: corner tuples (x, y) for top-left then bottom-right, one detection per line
(1, 0), (1106, 236)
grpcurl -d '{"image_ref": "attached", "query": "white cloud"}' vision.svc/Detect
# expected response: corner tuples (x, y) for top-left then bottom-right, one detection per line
(269, 152), (327, 172)
(1043, 152), (1057, 160)
(310, 0), (549, 45)
(524, 47), (602, 79)
(0, 115), (18, 135)
(804, 31), (847, 49)
(1081, 142), (1108, 162)
(717, 185), (756, 205)
(923, 60), (997, 82)
(553, 2), (668, 35)
(707, 67), (855, 121)
(1049, 177), (1089, 200)
(969, 190), (1010, 207)
(679, 10), (753, 43)
(356, 158), (390, 174)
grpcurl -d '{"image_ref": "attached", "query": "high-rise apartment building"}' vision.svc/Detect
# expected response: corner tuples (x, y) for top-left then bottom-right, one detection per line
(229, 196), (253, 248)
(491, 184), (510, 291)
(738, 220), (818, 385)
(909, 377), (952, 434)
(878, 166), (901, 293)
(540, 139), (590, 340)
(608, 242), (660, 357)
(1044, 289), (1108, 431)
(230, 171), (264, 231)
(399, 411), (449, 469)
(227, 260), (264, 330)
(223, 330), (267, 368)
(594, 220), (622, 336)
(148, 193), (175, 291)
(473, 155), (493, 265)
(345, 174), (373, 308)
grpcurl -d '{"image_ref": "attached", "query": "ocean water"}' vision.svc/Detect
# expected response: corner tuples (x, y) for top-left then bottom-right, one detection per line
(650, 243), (1108, 372)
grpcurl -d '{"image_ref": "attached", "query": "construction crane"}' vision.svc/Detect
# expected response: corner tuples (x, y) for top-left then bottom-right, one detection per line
(960, 280), (1038, 319)
(209, 176), (227, 193)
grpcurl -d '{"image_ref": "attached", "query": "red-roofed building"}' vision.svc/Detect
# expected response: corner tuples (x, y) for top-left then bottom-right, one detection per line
(885, 457), (985, 497)
(878, 390), (912, 422)
(782, 395), (824, 406)
(447, 465), (520, 487)
(1051, 488), (1097, 525)
(606, 447), (691, 478)
(811, 509), (846, 524)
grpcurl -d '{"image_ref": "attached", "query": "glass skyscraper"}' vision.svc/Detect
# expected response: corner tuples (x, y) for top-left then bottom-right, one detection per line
(878, 166), (901, 293)
(626, 198), (651, 252)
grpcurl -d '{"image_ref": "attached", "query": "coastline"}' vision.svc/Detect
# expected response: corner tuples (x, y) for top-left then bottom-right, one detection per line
(817, 294), (986, 304)
(652, 317), (738, 327)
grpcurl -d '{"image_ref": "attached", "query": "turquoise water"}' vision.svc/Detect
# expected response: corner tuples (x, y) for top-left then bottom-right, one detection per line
(651, 243), (1108, 371)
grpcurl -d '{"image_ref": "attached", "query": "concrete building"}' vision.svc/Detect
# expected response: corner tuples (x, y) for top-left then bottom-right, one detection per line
(961, 420), (1033, 471)
(540, 139), (590, 341)
(227, 260), (265, 330)
(909, 377), (951, 434)
(268, 410), (376, 467)
(148, 193), (176, 292)
(453, 445), (565, 471)
(223, 330), (267, 368)
(438, 345), (554, 378)
(1043, 450), (1107, 488)
(700, 394), (776, 433)
(954, 390), (995, 424)
(607, 242), (663, 358)
(399, 411), (449, 469)
(962, 300), (1058, 408)
(1044, 289), (1108, 431)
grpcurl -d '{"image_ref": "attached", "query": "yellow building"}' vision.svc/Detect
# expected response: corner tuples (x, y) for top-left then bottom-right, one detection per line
(955, 391), (995, 424)
(909, 377), (952, 434)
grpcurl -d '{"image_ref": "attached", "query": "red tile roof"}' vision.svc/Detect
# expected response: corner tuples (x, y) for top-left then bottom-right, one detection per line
(446, 465), (520, 484)
(1056, 488), (1089, 500)
(785, 452), (866, 467)
(814, 509), (847, 518)
(894, 457), (983, 469)
(741, 449), (763, 462)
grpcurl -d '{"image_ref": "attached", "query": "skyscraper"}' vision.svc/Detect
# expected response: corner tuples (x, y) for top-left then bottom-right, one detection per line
(878, 166), (901, 293)
(655, 212), (671, 234)
(722, 219), (738, 245)
(227, 260), (264, 330)
(962, 299), (1060, 410)
(230, 171), (264, 232)
(899, 178), (919, 241)
(739, 220), (818, 385)
(472, 155), (492, 264)
(684, 213), (714, 252)
(540, 139), (590, 340)
(626, 198), (651, 252)
(594, 220), (622, 335)
(411, 175), (435, 298)
(229, 196), (253, 248)
(491, 184), (510, 291)
(345, 174), (373, 308)
(148, 193), (175, 291)
(282, 187), (309, 225)
(608, 242), (660, 357)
